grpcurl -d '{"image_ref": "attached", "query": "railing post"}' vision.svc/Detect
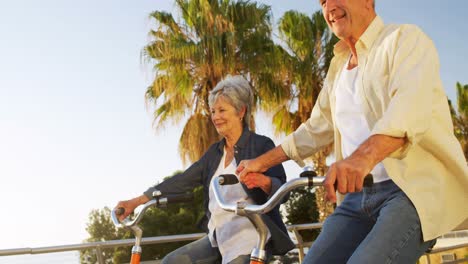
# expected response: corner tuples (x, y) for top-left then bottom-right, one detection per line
(292, 228), (305, 263)
(96, 245), (104, 264)
(425, 254), (431, 264)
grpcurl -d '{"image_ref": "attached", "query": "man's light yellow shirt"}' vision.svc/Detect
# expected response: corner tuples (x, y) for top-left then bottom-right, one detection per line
(281, 16), (468, 241)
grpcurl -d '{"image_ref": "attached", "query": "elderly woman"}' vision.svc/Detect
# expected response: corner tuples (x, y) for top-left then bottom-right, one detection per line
(115, 75), (294, 264)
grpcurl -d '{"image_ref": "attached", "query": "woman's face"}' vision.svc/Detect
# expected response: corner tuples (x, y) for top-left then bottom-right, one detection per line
(210, 96), (244, 137)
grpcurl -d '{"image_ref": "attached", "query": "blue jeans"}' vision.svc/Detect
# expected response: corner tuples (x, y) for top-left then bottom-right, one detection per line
(303, 180), (436, 264)
(161, 236), (250, 264)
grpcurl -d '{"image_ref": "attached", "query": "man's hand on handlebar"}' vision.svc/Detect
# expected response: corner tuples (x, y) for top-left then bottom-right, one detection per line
(236, 159), (266, 178)
(114, 195), (150, 221)
(324, 154), (373, 203)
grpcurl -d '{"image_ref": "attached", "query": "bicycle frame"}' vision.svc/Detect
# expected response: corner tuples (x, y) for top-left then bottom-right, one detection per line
(212, 169), (373, 264)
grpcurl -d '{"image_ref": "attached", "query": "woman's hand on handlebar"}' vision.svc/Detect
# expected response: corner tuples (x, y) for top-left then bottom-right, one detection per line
(240, 172), (272, 194)
(114, 195), (150, 221)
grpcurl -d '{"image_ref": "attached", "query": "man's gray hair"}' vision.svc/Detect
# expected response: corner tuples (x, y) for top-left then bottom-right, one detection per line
(209, 75), (254, 129)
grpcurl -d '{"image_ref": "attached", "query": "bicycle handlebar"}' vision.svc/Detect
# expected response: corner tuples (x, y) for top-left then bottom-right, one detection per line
(111, 193), (194, 228)
(213, 175), (321, 215)
(213, 173), (373, 215)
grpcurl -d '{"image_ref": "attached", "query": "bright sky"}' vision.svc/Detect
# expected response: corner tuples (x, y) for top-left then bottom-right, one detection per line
(1, 0), (467, 250)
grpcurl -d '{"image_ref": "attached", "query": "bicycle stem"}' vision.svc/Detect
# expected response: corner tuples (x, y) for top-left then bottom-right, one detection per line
(236, 202), (268, 262)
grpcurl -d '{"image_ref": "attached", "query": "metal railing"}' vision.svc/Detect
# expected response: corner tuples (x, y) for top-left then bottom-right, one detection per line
(0, 225), (466, 264)
(421, 242), (468, 264)
(0, 233), (205, 263)
(0, 223), (321, 263)
(286, 222), (323, 262)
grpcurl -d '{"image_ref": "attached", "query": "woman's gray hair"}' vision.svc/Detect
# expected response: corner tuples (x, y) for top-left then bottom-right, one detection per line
(208, 75), (254, 129)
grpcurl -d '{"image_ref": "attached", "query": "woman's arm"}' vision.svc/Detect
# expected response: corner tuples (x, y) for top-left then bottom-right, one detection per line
(114, 145), (214, 220)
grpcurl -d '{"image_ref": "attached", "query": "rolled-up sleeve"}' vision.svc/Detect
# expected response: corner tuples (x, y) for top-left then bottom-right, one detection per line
(281, 85), (335, 166)
(261, 138), (287, 196)
(371, 25), (438, 159)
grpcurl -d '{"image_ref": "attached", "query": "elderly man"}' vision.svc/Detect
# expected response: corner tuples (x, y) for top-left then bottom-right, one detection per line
(237, 0), (468, 263)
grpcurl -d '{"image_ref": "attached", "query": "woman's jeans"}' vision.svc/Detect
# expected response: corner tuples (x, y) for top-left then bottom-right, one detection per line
(303, 180), (436, 264)
(161, 236), (250, 264)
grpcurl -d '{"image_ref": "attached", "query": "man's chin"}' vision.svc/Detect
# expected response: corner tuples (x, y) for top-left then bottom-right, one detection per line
(332, 28), (348, 40)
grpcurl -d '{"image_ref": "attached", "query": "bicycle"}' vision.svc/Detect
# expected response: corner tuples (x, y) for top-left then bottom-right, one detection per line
(111, 169), (372, 264)
(111, 191), (193, 264)
(211, 167), (373, 264)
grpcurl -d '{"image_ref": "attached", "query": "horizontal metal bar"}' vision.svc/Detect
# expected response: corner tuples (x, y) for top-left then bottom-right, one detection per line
(287, 222), (323, 231)
(0, 233), (205, 256)
(425, 242), (468, 254)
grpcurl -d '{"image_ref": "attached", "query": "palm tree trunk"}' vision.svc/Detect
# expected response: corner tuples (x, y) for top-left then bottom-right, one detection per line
(309, 145), (334, 222)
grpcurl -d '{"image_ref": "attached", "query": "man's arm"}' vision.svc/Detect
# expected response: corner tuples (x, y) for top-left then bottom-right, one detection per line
(237, 145), (290, 179)
(324, 134), (406, 202)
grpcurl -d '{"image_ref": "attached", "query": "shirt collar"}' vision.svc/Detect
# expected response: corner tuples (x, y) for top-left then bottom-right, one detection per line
(217, 126), (251, 152)
(333, 16), (385, 57)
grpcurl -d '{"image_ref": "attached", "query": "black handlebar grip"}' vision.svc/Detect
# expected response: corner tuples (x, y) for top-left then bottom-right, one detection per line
(115, 207), (125, 216)
(165, 193), (194, 204)
(363, 173), (374, 187)
(219, 174), (239, 185)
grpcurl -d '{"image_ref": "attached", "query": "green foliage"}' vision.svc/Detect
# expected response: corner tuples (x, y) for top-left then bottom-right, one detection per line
(456, 82), (468, 116)
(449, 82), (468, 159)
(271, 10), (338, 135)
(283, 187), (320, 242)
(80, 207), (128, 264)
(270, 252), (300, 264)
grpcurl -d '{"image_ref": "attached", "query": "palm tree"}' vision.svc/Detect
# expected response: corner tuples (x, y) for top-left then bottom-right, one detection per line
(449, 82), (468, 159)
(143, 0), (285, 164)
(270, 10), (338, 221)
